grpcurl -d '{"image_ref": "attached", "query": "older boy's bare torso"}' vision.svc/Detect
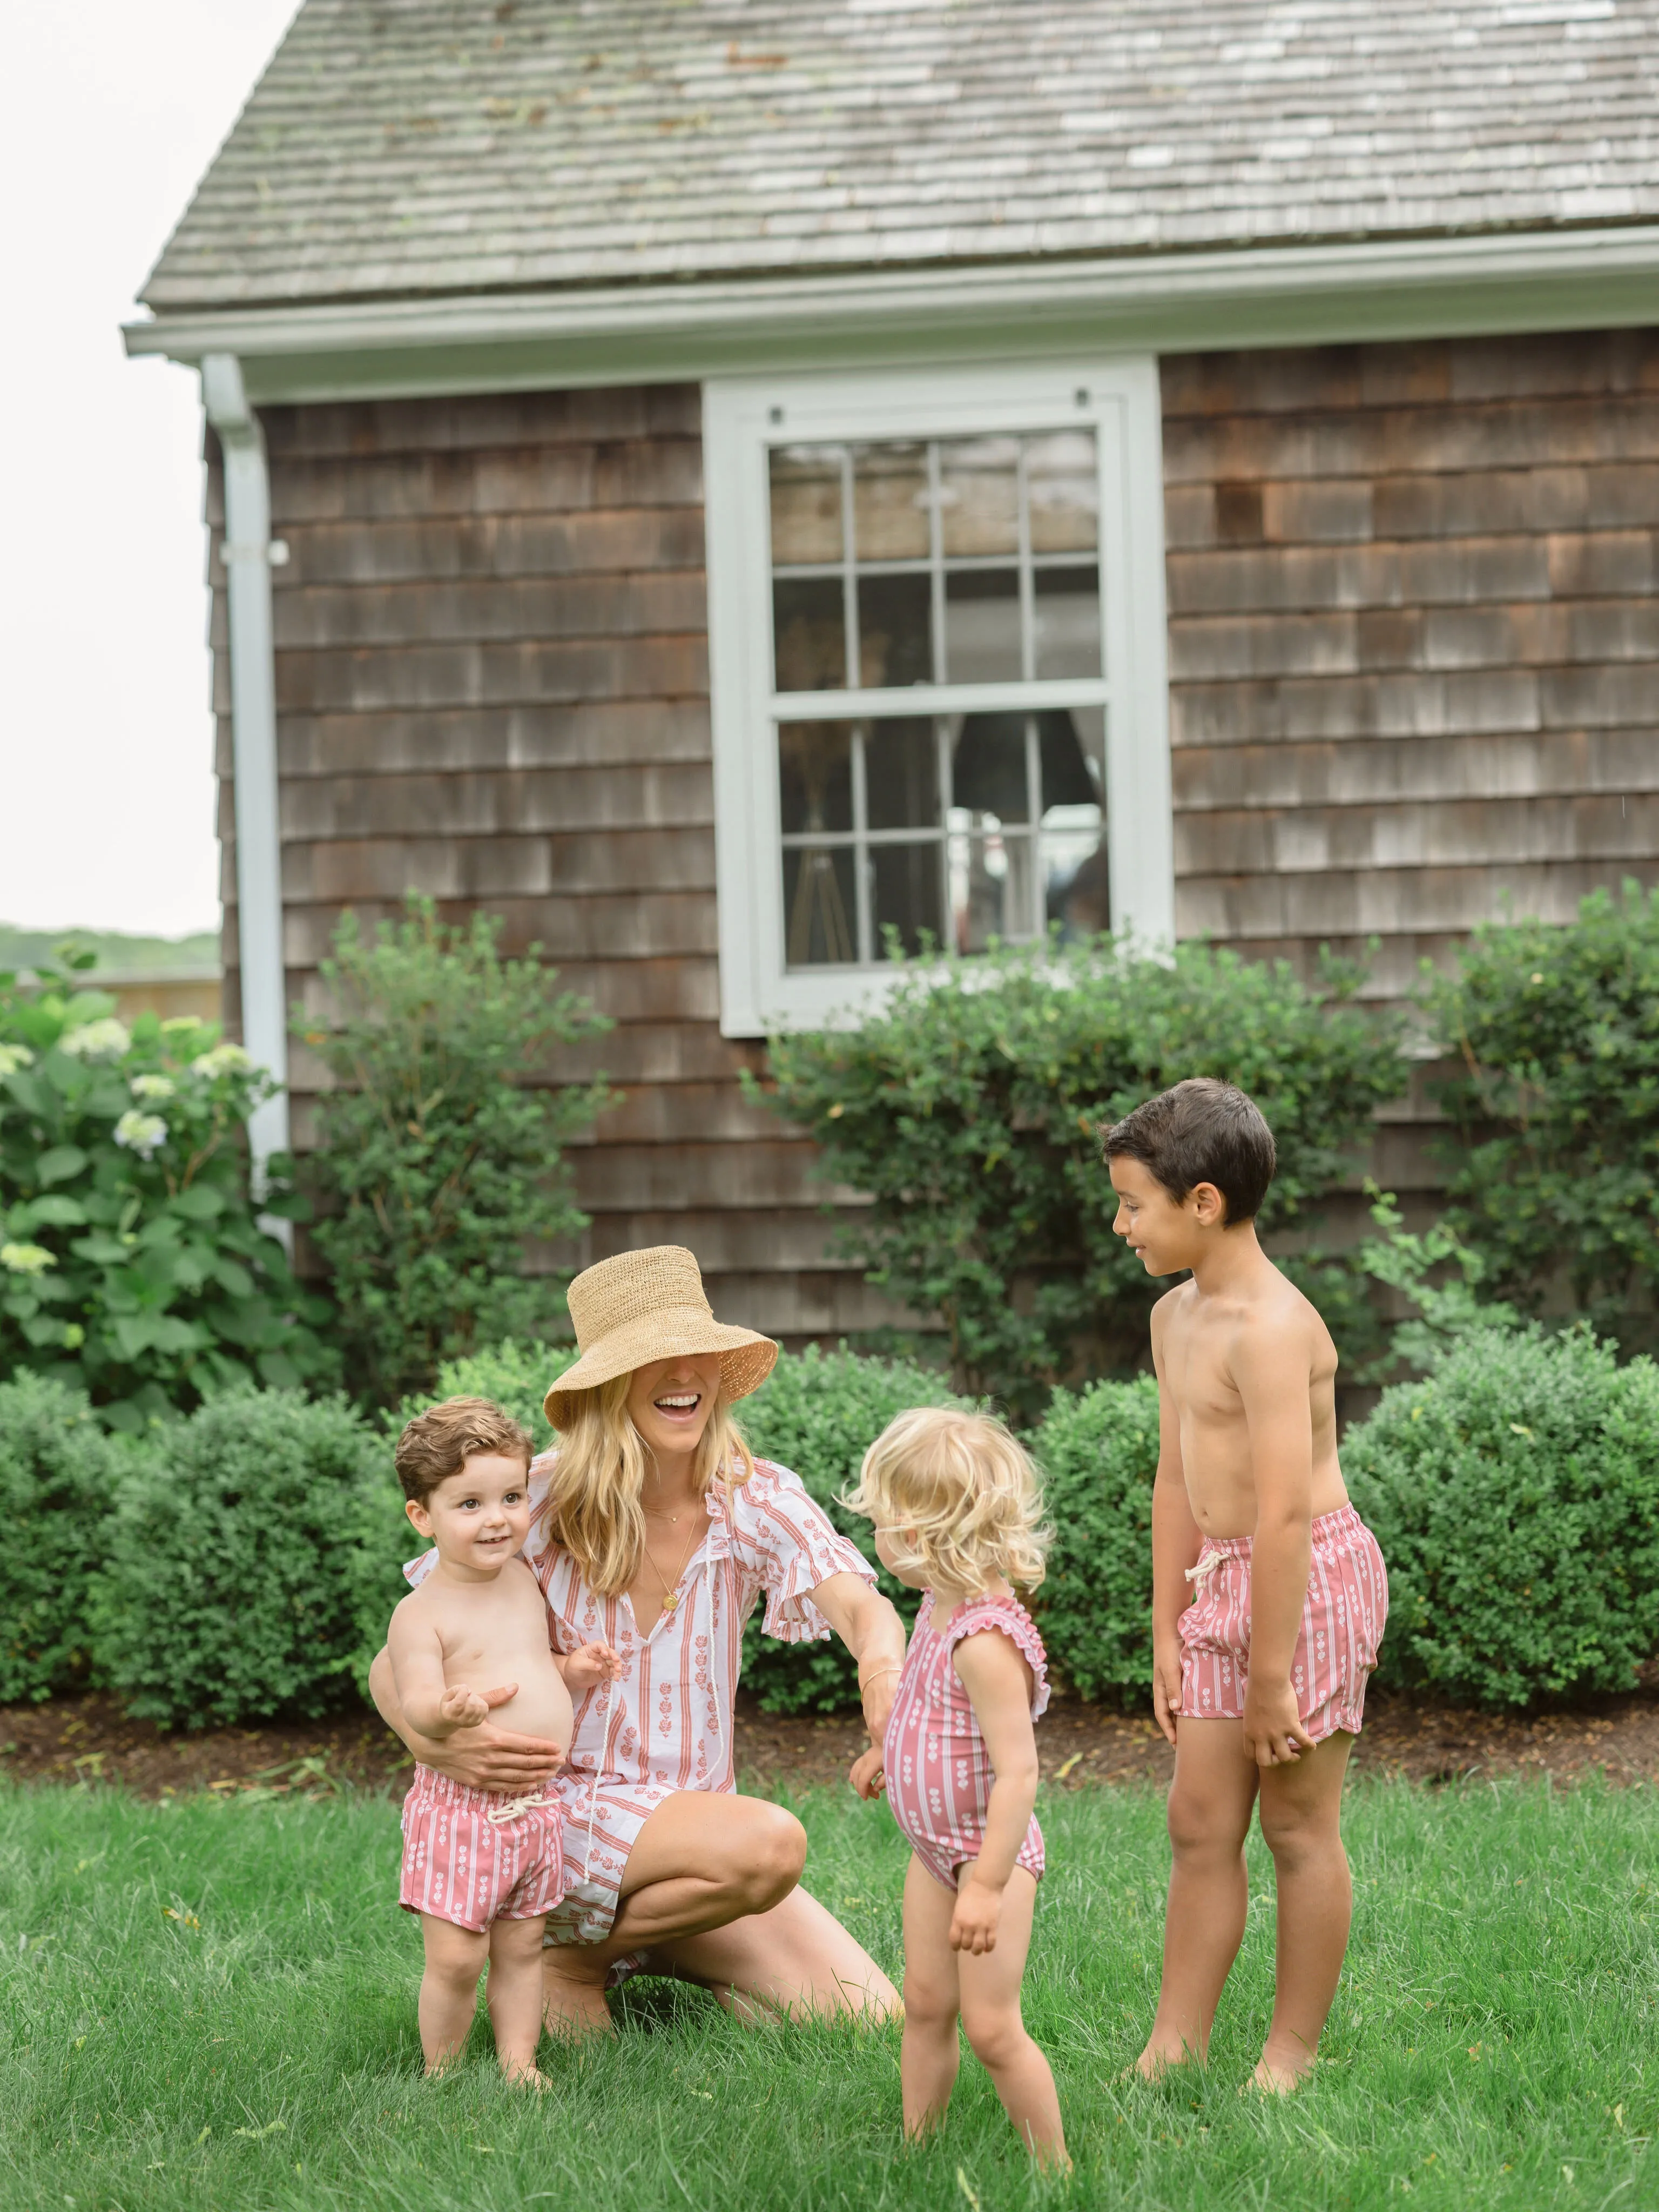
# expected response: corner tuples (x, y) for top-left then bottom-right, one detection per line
(1154, 1267), (1348, 1540)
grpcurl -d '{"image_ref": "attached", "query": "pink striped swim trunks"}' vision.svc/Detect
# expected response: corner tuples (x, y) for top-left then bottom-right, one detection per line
(1178, 1503), (1388, 1742)
(399, 1765), (567, 1934)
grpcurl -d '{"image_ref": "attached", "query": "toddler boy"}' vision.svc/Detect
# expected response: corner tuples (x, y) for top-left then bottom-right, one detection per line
(1105, 1080), (1388, 2092)
(389, 1397), (617, 2086)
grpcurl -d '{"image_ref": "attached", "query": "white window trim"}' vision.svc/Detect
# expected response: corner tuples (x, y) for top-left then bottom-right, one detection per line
(704, 358), (1173, 1037)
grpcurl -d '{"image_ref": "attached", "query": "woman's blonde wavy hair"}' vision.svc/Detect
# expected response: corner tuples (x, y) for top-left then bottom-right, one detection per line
(843, 1406), (1051, 1595)
(535, 1370), (756, 1596)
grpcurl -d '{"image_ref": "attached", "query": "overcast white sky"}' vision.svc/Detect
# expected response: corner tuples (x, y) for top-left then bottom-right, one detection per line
(0, 0), (302, 938)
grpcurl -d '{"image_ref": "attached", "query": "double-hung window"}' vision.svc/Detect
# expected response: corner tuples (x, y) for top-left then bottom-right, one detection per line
(704, 360), (1172, 1035)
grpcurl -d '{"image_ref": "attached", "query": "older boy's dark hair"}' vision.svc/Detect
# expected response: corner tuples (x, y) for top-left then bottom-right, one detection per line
(1102, 1078), (1276, 1225)
(395, 1395), (533, 1506)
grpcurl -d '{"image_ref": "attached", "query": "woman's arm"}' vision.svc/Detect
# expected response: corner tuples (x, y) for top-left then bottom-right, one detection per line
(367, 1647), (564, 1789)
(808, 1572), (907, 1745)
(949, 1631), (1040, 1955)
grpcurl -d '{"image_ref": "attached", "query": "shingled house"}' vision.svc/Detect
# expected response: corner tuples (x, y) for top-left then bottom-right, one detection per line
(127, 0), (1659, 1337)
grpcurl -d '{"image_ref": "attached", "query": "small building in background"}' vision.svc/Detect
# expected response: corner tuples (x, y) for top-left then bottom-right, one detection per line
(126, 0), (1659, 1338)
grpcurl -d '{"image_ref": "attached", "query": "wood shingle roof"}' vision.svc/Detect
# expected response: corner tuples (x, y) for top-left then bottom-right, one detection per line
(143, 0), (1659, 313)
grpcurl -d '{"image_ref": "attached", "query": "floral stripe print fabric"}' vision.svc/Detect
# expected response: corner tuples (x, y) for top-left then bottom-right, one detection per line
(885, 1595), (1050, 1894)
(1177, 1501), (1389, 1741)
(398, 1766), (567, 1932)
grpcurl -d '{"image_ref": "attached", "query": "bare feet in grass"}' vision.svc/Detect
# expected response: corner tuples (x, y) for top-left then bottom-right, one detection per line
(1247, 2049), (1316, 2095)
(504, 2061), (551, 2091)
(1131, 2036), (1200, 2082)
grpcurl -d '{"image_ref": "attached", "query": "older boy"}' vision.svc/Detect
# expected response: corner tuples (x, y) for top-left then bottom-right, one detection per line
(1105, 1080), (1387, 2092)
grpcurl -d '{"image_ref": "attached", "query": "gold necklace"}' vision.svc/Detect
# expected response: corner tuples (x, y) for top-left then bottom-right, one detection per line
(643, 1510), (701, 1618)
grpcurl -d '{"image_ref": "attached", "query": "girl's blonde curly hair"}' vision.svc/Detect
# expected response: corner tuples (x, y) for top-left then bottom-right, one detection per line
(844, 1406), (1051, 1595)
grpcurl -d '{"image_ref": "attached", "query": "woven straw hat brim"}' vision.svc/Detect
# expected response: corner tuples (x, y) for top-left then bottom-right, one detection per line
(543, 1305), (778, 1425)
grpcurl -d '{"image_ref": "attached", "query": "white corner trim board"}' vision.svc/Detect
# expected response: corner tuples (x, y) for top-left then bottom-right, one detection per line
(704, 355), (1174, 1038)
(199, 352), (292, 1236)
(126, 225), (1659, 404)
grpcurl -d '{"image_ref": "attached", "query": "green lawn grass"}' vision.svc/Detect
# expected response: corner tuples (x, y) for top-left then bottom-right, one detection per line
(2, 1773), (1656, 2211)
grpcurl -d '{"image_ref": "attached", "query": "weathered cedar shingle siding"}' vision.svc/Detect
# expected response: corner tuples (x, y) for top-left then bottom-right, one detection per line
(210, 385), (892, 1340)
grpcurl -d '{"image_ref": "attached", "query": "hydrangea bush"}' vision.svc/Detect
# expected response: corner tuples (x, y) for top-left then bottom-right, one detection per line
(0, 954), (334, 1427)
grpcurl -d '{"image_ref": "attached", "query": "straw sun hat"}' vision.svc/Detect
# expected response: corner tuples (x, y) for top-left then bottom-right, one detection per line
(543, 1245), (778, 1426)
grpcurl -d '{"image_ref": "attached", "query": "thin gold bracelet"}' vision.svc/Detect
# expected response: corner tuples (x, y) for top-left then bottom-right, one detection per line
(858, 1663), (903, 1692)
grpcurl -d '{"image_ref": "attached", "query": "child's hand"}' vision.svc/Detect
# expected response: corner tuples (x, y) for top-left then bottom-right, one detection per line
(562, 1639), (625, 1692)
(1242, 1680), (1314, 1768)
(438, 1684), (491, 1731)
(849, 1746), (887, 1800)
(949, 1870), (1003, 1955)
(1151, 1635), (1184, 1747)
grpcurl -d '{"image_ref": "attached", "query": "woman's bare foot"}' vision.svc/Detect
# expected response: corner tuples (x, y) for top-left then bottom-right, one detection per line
(541, 1949), (616, 2040)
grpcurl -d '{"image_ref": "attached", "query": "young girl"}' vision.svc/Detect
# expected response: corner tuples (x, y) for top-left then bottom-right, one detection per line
(847, 1407), (1066, 2167)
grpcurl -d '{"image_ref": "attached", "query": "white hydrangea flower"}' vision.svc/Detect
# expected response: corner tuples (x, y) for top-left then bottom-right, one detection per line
(0, 1043), (36, 1078)
(0, 1242), (56, 1275)
(191, 1043), (253, 1080)
(113, 1109), (168, 1159)
(161, 1015), (207, 1037)
(59, 1017), (131, 1062)
(130, 1073), (177, 1103)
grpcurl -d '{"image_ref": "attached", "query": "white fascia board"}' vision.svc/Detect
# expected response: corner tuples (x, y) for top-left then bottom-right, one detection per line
(124, 225), (1659, 404)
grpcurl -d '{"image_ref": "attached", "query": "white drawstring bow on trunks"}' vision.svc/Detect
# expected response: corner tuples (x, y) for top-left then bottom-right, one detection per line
(484, 1788), (549, 1826)
(1185, 1546), (1227, 1597)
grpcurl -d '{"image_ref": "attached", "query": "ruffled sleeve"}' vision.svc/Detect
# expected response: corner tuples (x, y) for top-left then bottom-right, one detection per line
(944, 1599), (1050, 1722)
(723, 1460), (876, 1643)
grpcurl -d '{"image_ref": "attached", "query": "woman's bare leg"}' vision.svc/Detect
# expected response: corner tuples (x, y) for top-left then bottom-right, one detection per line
(898, 1857), (961, 2137)
(541, 1792), (811, 2036)
(957, 1871), (1066, 2167)
(1137, 1717), (1259, 2077)
(658, 1879), (900, 2024)
(1253, 1731), (1354, 2092)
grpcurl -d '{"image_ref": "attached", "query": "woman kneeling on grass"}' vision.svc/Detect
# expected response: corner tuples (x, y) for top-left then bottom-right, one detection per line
(372, 1245), (905, 2035)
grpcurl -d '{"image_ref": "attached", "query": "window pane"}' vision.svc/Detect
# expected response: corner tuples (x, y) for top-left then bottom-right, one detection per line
(940, 435), (1020, 558)
(770, 444), (844, 565)
(871, 841), (944, 956)
(948, 830), (1036, 952)
(858, 572), (933, 687)
(866, 717), (939, 831)
(1035, 709), (1102, 813)
(774, 577), (847, 692)
(852, 442), (930, 561)
(1033, 567), (1102, 680)
(952, 712), (1031, 824)
(1043, 814), (1110, 936)
(783, 846), (859, 967)
(1027, 431), (1098, 554)
(945, 569), (1021, 685)
(779, 722), (853, 835)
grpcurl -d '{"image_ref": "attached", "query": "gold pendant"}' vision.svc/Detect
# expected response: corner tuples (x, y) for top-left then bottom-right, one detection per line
(662, 1590), (679, 1615)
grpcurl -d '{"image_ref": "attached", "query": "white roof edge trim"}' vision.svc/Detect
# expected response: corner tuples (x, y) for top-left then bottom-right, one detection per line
(124, 225), (1659, 395)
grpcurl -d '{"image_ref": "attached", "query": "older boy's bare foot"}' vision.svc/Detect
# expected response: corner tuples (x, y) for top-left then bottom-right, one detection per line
(542, 1952), (616, 2040)
(1130, 2037), (1200, 2082)
(1246, 2051), (1314, 2095)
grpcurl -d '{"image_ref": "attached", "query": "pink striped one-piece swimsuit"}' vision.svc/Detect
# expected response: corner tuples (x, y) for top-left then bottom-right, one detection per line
(884, 1593), (1050, 1893)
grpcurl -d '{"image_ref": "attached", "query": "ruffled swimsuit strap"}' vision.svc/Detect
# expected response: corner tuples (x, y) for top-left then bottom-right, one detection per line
(943, 1598), (1051, 1722)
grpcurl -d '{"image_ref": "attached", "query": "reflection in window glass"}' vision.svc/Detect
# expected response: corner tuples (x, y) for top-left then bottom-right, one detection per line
(940, 436), (1020, 558)
(948, 827), (1036, 954)
(871, 842), (945, 957)
(866, 718), (939, 832)
(1026, 431), (1098, 554)
(857, 573), (933, 689)
(773, 577), (847, 693)
(783, 845), (858, 967)
(952, 713), (1031, 824)
(770, 445), (844, 565)
(852, 443), (929, 561)
(778, 723), (854, 836)
(944, 571), (1021, 685)
(1033, 567), (1102, 681)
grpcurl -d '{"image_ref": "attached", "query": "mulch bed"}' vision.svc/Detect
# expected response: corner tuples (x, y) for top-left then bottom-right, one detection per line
(4, 1687), (1658, 1803)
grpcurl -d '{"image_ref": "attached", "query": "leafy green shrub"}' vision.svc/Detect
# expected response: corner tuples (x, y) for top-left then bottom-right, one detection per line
(91, 1390), (407, 1729)
(0, 1374), (127, 1702)
(301, 898), (612, 1408)
(1345, 1324), (1659, 1708)
(1031, 1376), (1160, 1703)
(1351, 1184), (1521, 1380)
(1422, 882), (1659, 1350)
(1, 955), (333, 1428)
(739, 1344), (973, 1713)
(392, 1339), (580, 1446)
(757, 935), (1403, 1418)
